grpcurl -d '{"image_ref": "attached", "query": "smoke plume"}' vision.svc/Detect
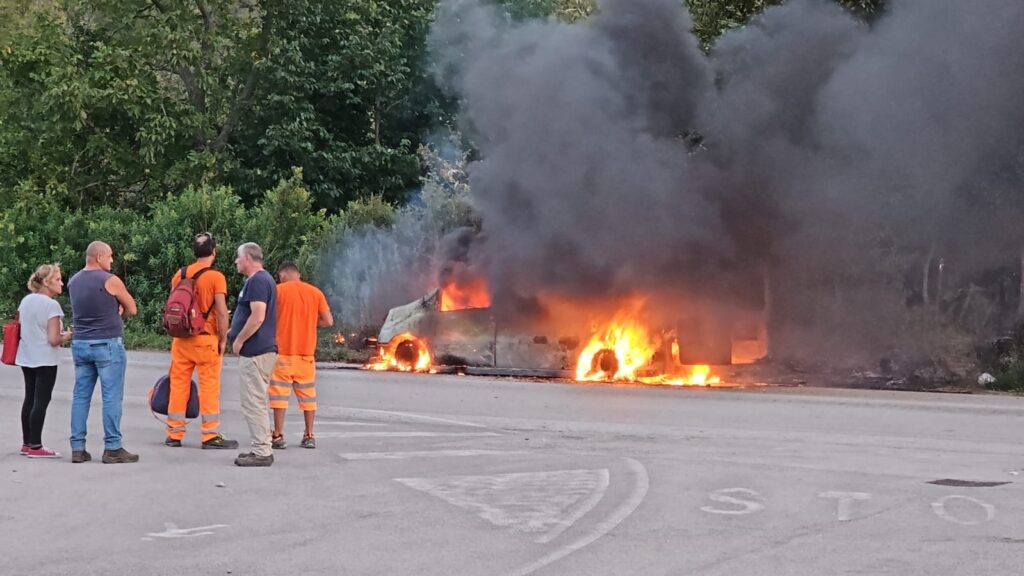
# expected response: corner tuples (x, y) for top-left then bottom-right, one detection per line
(427, 0), (1024, 363)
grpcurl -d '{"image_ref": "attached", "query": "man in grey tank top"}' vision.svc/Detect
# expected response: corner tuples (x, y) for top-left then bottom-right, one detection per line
(67, 241), (140, 464)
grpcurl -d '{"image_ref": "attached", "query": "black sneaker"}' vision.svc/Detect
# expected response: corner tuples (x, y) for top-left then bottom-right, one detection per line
(271, 434), (287, 450)
(102, 448), (139, 464)
(71, 450), (92, 463)
(201, 434), (239, 450)
(234, 452), (273, 467)
(164, 437), (182, 447)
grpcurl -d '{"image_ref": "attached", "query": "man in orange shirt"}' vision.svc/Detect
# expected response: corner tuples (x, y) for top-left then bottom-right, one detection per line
(269, 261), (332, 449)
(165, 233), (239, 449)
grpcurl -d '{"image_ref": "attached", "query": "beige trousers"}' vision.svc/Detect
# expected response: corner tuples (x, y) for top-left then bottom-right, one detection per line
(239, 352), (278, 457)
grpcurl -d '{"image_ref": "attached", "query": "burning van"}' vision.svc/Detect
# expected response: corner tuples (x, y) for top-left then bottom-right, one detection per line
(369, 274), (769, 385)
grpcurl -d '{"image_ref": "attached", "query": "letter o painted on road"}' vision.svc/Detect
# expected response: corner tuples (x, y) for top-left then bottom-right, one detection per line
(931, 495), (996, 526)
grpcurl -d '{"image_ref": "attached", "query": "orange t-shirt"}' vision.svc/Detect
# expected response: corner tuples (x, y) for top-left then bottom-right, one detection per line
(276, 280), (330, 356)
(169, 262), (228, 337)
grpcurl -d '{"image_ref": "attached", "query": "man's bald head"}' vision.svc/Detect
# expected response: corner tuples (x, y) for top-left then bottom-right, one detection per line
(85, 241), (113, 270)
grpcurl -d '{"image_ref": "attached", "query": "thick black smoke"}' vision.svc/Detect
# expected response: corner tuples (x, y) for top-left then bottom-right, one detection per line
(429, 0), (1024, 362)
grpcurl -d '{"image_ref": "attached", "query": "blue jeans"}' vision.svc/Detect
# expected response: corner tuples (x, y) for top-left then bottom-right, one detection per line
(70, 338), (126, 451)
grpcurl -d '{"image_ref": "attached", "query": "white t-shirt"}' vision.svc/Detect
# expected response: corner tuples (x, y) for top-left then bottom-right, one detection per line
(15, 293), (64, 368)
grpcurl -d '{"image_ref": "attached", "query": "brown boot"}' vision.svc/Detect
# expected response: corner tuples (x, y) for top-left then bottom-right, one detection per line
(102, 447), (139, 464)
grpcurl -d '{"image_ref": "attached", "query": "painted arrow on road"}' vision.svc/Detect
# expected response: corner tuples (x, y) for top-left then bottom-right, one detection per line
(143, 522), (229, 540)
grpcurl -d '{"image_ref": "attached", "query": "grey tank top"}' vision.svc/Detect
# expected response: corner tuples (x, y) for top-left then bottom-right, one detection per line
(68, 269), (123, 340)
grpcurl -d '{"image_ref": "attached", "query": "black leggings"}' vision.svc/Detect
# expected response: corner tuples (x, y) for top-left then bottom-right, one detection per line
(21, 365), (58, 448)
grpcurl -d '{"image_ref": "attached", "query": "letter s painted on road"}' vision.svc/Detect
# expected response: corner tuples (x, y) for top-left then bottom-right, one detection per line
(701, 488), (765, 516)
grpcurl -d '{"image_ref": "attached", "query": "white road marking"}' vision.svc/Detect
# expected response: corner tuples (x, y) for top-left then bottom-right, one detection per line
(340, 449), (525, 460)
(508, 458), (649, 576)
(931, 495), (996, 526)
(315, 421), (387, 427)
(318, 431), (500, 439)
(700, 488), (765, 515)
(344, 408), (487, 428)
(536, 470), (610, 544)
(396, 469), (610, 542)
(143, 522), (229, 540)
(818, 491), (872, 522)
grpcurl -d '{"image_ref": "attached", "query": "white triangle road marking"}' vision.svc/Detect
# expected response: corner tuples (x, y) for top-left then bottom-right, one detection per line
(396, 469), (609, 543)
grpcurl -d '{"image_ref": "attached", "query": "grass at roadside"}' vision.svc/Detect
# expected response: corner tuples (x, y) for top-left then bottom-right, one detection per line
(118, 327), (374, 363)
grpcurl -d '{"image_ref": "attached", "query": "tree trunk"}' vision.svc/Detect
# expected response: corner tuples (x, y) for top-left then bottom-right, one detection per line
(373, 103), (382, 146)
(1018, 245), (1024, 318)
(922, 244), (934, 306)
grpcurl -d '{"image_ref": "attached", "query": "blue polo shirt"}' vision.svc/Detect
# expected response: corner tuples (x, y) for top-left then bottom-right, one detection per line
(228, 270), (278, 357)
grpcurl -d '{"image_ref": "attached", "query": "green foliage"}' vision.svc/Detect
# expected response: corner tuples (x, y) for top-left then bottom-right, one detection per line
(227, 0), (444, 210)
(247, 168), (327, 268)
(0, 0), (451, 212)
(990, 362), (1024, 393)
(129, 184), (250, 328)
(0, 172), (330, 341)
(342, 195), (398, 230)
(122, 329), (171, 351)
(687, 0), (884, 47)
(497, 0), (595, 21)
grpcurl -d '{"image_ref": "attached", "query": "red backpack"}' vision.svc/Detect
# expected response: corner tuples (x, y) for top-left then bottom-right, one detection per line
(162, 267), (213, 338)
(1, 313), (20, 365)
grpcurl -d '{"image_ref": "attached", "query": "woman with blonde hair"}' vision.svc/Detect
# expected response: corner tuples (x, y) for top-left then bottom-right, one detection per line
(16, 263), (72, 458)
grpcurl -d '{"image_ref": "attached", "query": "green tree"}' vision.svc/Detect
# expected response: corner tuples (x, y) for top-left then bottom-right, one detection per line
(687, 0), (884, 47)
(227, 0), (446, 210)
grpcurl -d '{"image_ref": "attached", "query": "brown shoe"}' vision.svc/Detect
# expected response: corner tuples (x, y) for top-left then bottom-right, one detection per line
(102, 448), (139, 464)
(71, 450), (92, 464)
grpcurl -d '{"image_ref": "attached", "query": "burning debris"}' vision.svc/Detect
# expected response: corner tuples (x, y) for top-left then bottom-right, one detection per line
(367, 278), (757, 386)
(439, 263), (492, 311)
(366, 332), (433, 373)
(575, 301), (723, 386)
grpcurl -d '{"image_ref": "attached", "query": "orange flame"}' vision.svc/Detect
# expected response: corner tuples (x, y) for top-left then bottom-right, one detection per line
(576, 307), (658, 381)
(440, 276), (492, 312)
(366, 332), (432, 372)
(638, 365), (721, 386)
(575, 303), (721, 386)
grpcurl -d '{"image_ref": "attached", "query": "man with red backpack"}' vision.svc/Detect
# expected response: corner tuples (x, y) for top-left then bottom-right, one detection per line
(162, 232), (238, 449)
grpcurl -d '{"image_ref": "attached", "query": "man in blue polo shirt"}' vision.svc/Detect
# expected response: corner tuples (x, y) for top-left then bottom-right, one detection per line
(228, 242), (278, 467)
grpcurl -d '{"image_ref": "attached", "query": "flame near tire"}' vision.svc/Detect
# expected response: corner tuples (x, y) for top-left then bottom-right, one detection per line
(366, 332), (432, 372)
(575, 304), (721, 386)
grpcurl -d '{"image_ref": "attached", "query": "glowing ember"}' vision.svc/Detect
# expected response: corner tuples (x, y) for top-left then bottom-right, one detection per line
(366, 332), (432, 372)
(440, 276), (492, 312)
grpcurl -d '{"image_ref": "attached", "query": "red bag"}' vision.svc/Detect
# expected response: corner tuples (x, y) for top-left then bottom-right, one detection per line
(162, 267), (213, 338)
(2, 313), (20, 366)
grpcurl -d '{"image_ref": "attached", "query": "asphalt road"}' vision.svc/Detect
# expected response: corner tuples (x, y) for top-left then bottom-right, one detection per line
(2, 350), (1023, 576)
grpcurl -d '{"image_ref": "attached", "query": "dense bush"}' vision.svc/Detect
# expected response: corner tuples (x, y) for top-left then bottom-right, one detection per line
(0, 172), (333, 347)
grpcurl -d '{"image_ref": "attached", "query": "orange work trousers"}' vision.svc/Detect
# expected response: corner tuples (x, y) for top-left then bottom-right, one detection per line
(167, 334), (223, 442)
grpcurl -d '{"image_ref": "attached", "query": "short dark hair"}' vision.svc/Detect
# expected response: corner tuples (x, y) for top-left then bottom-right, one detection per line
(194, 232), (216, 258)
(277, 260), (300, 275)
